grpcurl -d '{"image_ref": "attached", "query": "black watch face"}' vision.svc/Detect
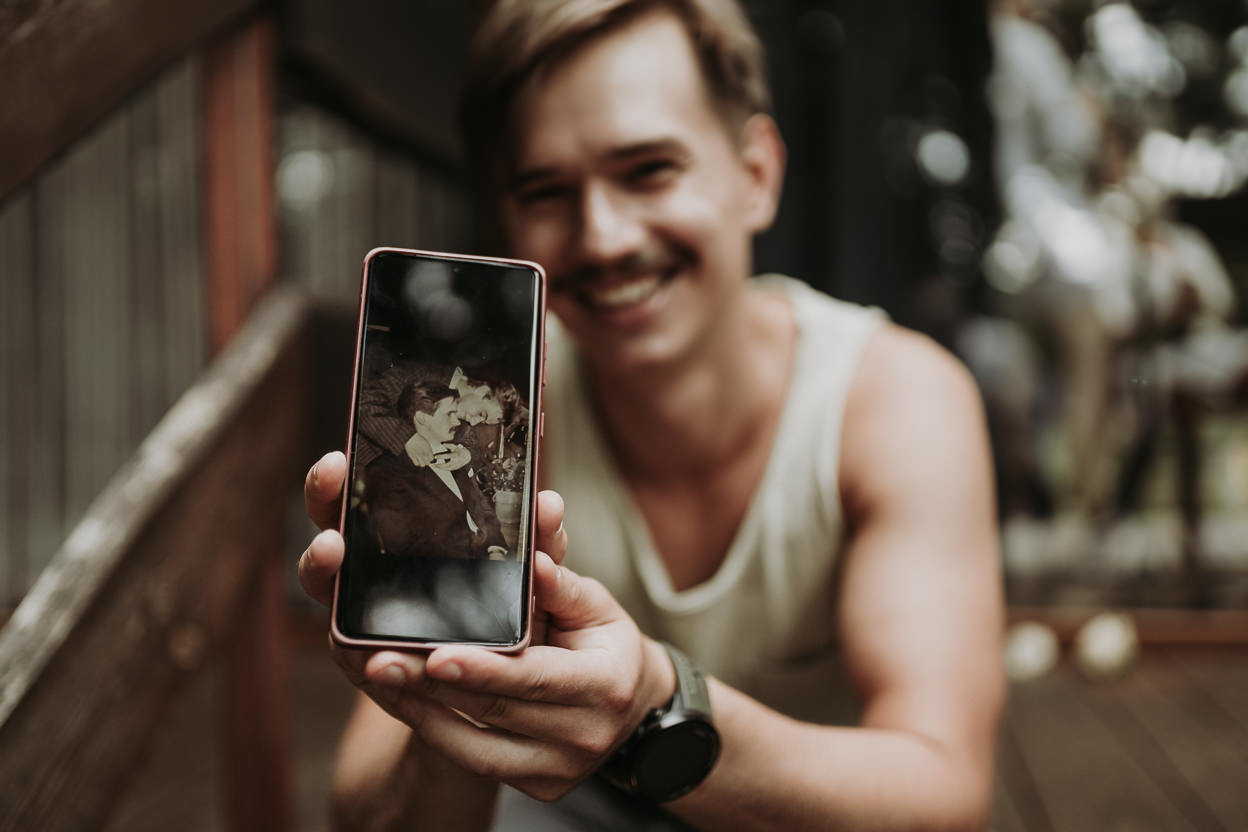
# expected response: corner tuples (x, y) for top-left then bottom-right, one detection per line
(633, 720), (720, 802)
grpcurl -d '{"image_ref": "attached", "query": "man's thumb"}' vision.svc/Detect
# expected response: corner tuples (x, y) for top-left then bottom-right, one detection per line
(532, 550), (615, 630)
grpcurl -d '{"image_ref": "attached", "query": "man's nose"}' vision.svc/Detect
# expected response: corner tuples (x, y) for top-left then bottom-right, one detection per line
(576, 183), (644, 265)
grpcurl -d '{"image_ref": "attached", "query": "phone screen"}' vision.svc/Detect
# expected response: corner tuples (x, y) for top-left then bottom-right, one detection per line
(334, 249), (544, 648)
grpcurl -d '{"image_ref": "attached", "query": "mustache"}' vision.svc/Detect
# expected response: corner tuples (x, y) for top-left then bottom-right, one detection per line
(556, 246), (689, 291)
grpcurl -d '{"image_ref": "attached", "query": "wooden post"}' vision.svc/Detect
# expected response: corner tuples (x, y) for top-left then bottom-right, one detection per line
(204, 19), (278, 353)
(201, 18), (292, 832)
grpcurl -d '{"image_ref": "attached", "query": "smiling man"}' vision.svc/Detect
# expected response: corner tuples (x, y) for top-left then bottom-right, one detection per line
(299, 1), (1004, 829)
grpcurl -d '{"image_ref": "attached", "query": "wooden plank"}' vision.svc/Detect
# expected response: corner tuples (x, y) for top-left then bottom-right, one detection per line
(104, 673), (224, 832)
(30, 147), (70, 586)
(317, 113), (375, 296)
(220, 524), (293, 832)
(993, 716), (1051, 832)
(201, 20), (291, 832)
(105, 631), (360, 832)
(0, 189), (36, 605)
(1007, 665), (1197, 831)
(0, 0), (258, 200)
(128, 74), (168, 443)
(373, 149), (420, 248)
(275, 105), (321, 290)
(991, 773), (1031, 832)
(0, 197), (10, 602)
(1166, 647), (1248, 739)
(60, 107), (135, 524)
(203, 19), (278, 352)
(126, 54), (209, 440)
(1091, 649), (1248, 830)
(0, 289), (309, 832)
(154, 56), (208, 404)
(276, 107), (473, 294)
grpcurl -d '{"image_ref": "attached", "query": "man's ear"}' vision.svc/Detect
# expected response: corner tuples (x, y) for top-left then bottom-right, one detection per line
(738, 113), (786, 234)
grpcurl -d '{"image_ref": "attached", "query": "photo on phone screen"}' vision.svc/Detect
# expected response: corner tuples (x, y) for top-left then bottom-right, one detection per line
(333, 249), (544, 649)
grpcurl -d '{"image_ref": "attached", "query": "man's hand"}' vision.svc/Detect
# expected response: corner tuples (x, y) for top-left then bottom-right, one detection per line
(405, 433), (435, 467)
(298, 452), (667, 803)
(356, 551), (675, 802)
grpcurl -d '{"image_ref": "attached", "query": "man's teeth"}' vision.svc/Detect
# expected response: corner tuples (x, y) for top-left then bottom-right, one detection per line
(587, 275), (661, 309)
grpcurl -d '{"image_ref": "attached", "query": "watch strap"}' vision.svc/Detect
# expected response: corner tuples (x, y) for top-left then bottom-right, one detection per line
(601, 641), (718, 801)
(662, 641), (711, 719)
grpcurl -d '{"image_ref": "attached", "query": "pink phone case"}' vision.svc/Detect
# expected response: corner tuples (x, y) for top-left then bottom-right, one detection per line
(330, 246), (547, 653)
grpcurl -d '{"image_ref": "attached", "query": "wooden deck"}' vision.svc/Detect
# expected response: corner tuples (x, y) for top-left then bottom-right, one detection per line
(996, 646), (1248, 832)
(108, 637), (1248, 831)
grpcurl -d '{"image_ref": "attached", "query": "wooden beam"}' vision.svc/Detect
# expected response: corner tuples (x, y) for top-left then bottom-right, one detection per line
(203, 19), (279, 352)
(0, 289), (309, 832)
(0, 0), (262, 202)
(281, 0), (473, 168)
(200, 19), (291, 832)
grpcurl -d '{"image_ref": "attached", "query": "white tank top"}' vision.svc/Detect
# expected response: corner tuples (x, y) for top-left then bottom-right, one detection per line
(541, 275), (884, 726)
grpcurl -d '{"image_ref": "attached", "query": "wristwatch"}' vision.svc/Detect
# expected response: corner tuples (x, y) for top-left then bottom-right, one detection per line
(601, 642), (721, 803)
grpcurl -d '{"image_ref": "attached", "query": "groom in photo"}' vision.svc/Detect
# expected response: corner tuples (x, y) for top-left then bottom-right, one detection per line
(365, 380), (508, 561)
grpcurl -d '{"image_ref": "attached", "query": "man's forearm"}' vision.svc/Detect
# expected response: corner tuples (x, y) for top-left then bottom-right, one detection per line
(332, 694), (500, 832)
(667, 681), (995, 832)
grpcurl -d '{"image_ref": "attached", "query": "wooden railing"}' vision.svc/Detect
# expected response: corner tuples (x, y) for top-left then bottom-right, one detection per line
(0, 0), (261, 200)
(0, 289), (354, 831)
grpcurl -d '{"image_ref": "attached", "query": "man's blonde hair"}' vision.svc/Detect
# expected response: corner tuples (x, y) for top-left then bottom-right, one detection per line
(460, 0), (771, 180)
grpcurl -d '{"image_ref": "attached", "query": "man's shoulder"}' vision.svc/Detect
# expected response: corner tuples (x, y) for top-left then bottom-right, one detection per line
(839, 323), (987, 508)
(850, 324), (976, 401)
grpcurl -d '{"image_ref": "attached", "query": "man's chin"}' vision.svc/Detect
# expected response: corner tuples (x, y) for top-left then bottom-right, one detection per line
(574, 323), (699, 378)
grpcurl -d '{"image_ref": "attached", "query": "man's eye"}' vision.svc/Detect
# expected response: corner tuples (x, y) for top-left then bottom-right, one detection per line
(628, 160), (678, 185)
(517, 185), (573, 205)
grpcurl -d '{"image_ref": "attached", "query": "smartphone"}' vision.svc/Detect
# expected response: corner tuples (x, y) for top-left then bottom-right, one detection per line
(331, 247), (546, 651)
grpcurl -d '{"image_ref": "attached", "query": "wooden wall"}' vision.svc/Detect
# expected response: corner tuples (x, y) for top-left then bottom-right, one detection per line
(0, 58), (206, 607)
(0, 62), (471, 607)
(278, 104), (471, 298)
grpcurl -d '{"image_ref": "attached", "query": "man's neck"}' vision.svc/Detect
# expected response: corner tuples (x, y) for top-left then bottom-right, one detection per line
(586, 284), (796, 484)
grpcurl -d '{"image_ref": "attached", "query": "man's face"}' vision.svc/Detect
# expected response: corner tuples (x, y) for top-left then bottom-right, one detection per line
(455, 383), (503, 425)
(417, 396), (461, 444)
(498, 10), (778, 372)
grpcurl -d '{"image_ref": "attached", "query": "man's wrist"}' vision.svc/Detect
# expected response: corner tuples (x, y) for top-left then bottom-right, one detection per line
(604, 640), (721, 803)
(642, 636), (678, 717)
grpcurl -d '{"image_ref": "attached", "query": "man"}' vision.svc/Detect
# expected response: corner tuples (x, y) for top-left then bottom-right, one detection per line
(366, 380), (508, 561)
(299, 1), (1004, 829)
(355, 362), (504, 470)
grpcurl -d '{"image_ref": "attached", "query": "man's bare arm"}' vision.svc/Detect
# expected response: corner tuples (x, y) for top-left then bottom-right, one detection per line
(666, 325), (1004, 830)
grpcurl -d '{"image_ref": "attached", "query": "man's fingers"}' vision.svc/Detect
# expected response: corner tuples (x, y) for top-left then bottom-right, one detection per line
(365, 649), (574, 736)
(535, 490), (568, 565)
(532, 550), (619, 631)
(405, 680), (615, 752)
(304, 451), (347, 531)
(370, 691), (584, 788)
(419, 640), (619, 707)
(297, 529), (344, 607)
